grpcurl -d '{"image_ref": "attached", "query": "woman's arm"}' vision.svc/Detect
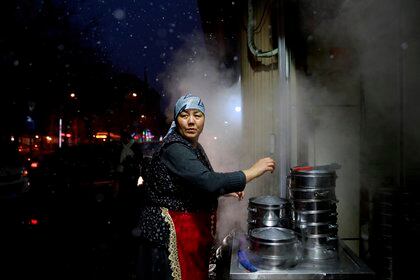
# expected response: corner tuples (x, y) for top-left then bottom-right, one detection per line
(161, 143), (246, 195)
(242, 157), (276, 183)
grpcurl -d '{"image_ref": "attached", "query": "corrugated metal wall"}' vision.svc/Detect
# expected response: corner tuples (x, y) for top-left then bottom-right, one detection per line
(239, 0), (281, 199)
(239, 0), (362, 254)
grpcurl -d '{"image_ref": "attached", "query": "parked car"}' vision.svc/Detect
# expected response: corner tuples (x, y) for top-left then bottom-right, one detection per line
(0, 141), (29, 200)
(0, 140), (35, 233)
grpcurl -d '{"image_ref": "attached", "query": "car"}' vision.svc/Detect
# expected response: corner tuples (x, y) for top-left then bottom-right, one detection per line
(0, 140), (33, 233)
(0, 141), (29, 201)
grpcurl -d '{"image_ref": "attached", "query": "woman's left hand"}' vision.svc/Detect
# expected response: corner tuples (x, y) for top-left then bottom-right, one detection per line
(225, 191), (244, 201)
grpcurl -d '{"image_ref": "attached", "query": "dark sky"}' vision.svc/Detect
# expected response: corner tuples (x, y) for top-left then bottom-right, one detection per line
(65, 0), (203, 92)
(0, 0), (206, 136)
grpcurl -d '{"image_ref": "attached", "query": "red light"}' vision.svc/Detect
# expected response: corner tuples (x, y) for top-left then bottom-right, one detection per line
(30, 162), (39, 168)
(29, 219), (39, 225)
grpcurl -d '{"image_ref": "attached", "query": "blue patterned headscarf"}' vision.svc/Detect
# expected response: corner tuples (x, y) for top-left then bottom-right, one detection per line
(164, 93), (206, 138)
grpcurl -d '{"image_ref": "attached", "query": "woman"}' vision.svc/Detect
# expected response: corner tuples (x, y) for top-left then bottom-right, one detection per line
(136, 93), (275, 280)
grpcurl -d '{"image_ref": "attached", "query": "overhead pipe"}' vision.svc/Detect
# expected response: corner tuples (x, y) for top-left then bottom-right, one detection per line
(277, 0), (291, 198)
(247, 0), (278, 58)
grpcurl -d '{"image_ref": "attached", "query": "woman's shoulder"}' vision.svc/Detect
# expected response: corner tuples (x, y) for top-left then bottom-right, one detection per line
(161, 141), (192, 156)
(161, 132), (192, 150)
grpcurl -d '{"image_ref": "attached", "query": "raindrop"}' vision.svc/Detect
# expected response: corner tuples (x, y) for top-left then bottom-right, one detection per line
(113, 9), (126, 20)
(401, 42), (408, 50)
(13, 60), (19, 66)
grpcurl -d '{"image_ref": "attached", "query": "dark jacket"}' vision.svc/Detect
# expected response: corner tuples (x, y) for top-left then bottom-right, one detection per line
(137, 130), (245, 247)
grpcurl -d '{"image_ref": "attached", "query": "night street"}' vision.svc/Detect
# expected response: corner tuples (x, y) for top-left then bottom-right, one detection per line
(2, 1), (420, 280)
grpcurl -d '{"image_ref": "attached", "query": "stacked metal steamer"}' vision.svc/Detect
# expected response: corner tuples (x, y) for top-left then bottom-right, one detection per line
(288, 166), (339, 261)
(247, 195), (292, 234)
(246, 196), (301, 269)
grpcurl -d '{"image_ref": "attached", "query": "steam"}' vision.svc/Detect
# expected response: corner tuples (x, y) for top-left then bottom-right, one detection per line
(289, 0), (420, 251)
(159, 32), (247, 243)
(156, 0), (420, 245)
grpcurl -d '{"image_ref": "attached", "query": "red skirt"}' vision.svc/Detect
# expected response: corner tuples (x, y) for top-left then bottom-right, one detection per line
(167, 210), (215, 280)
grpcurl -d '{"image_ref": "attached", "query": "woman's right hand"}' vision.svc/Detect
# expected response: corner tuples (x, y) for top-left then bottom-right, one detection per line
(242, 157), (276, 183)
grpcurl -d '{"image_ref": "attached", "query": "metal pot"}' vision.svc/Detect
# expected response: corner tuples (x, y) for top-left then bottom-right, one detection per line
(288, 169), (337, 189)
(293, 209), (338, 224)
(294, 222), (338, 235)
(249, 227), (301, 269)
(215, 232), (234, 280)
(248, 196), (291, 231)
(291, 199), (338, 211)
(289, 187), (336, 200)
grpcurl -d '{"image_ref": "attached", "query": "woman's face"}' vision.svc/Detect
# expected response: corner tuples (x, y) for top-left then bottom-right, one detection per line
(176, 109), (205, 144)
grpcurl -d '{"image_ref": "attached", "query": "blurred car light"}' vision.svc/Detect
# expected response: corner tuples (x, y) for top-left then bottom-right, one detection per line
(29, 218), (39, 225)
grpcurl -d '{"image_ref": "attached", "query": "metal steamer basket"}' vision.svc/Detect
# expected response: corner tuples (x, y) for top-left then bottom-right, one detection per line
(248, 227), (302, 269)
(289, 169), (337, 189)
(289, 187), (336, 200)
(291, 199), (338, 211)
(293, 209), (338, 224)
(288, 166), (340, 261)
(294, 221), (338, 235)
(247, 195), (292, 233)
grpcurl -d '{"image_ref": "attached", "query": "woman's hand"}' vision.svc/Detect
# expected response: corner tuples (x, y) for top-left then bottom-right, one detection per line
(242, 157), (276, 183)
(225, 191), (244, 201)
